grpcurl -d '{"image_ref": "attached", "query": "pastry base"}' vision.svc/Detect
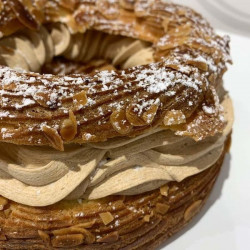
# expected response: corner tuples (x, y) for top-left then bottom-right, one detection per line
(0, 135), (231, 250)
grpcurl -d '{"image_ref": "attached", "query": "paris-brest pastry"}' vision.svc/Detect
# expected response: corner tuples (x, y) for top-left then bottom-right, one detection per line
(0, 0), (233, 249)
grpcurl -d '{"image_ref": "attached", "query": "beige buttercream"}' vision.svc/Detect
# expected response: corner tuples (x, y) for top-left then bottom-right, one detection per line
(0, 95), (233, 206)
(0, 24), (154, 72)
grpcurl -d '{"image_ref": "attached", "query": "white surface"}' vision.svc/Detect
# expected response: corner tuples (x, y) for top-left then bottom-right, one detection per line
(161, 3), (250, 249)
(173, 0), (250, 37)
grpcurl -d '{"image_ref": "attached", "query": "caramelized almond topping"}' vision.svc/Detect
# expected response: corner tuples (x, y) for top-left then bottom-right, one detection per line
(38, 230), (50, 244)
(184, 200), (202, 221)
(143, 214), (151, 222)
(110, 109), (133, 135)
(187, 60), (208, 71)
(162, 18), (170, 32)
(126, 105), (147, 127)
(42, 126), (64, 151)
(99, 212), (114, 225)
(156, 203), (170, 215)
(163, 110), (186, 126)
(52, 227), (84, 236)
(160, 185), (169, 197)
(97, 231), (119, 243)
(73, 90), (88, 108)
(142, 104), (159, 124)
(158, 36), (188, 50)
(60, 110), (77, 141)
(74, 220), (96, 229)
(169, 23), (191, 37)
(9, 0), (39, 30)
(51, 234), (84, 248)
(0, 197), (8, 211)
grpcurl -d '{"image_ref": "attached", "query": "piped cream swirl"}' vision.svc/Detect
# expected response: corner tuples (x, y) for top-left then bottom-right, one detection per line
(0, 95), (233, 207)
(0, 23), (154, 72)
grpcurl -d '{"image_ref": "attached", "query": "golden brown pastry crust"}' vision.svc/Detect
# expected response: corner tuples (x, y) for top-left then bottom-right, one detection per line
(0, 135), (231, 249)
(0, 0), (231, 150)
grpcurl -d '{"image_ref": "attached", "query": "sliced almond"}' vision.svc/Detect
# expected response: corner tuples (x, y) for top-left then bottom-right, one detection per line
(184, 200), (202, 222)
(187, 59), (208, 71)
(0, 197), (8, 211)
(99, 212), (114, 225)
(110, 109), (133, 135)
(160, 185), (169, 197)
(163, 110), (186, 126)
(38, 230), (50, 245)
(143, 214), (151, 222)
(73, 91), (88, 108)
(142, 104), (159, 124)
(168, 23), (191, 37)
(42, 126), (64, 151)
(97, 231), (119, 243)
(126, 105), (147, 127)
(74, 220), (96, 229)
(60, 110), (77, 141)
(156, 203), (170, 215)
(162, 18), (170, 32)
(51, 234), (84, 248)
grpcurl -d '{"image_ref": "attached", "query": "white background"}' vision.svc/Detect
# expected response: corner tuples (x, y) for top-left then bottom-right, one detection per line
(162, 1), (250, 250)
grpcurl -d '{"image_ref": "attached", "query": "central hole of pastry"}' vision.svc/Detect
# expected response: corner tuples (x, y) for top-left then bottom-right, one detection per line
(0, 23), (154, 75)
(42, 25), (154, 75)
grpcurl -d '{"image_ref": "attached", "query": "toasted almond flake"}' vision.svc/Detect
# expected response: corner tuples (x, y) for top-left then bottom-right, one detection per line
(0, 197), (8, 211)
(187, 60), (208, 71)
(73, 220), (96, 229)
(169, 23), (191, 37)
(162, 18), (170, 32)
(73, 90), (87, 107)
(184, 200), (202, 221)
(156, 203), (170, 215)
(52, 227), (87, 236)
(163, 110), (186, 126)
(60, 110), (77, 141)
(143, 214), (151, 222)
(110, 109), (133, 135)
(38, 230), (50, 244)
(142, 104), (158, 124)
(42, 126), (64, 151)
(99, 212), (114, 225)
(126, 105), (147, 127)
(97, 231), (119, 243)
(160, 185), (169, 197)
(51, 234), (84, 248)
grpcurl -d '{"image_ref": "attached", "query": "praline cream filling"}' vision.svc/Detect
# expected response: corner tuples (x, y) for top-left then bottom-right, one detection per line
(0, 24), (233, 207)
(0, 23), (154, 72)
(0, 94), (233, 207)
